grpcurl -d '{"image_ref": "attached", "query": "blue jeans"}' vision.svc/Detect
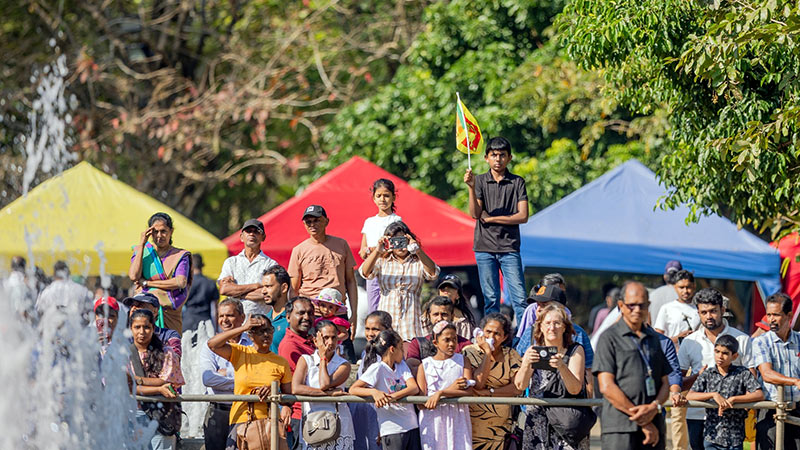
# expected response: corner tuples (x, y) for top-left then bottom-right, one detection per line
(475, 251), (527, 324)
(687, 419), (704, 450)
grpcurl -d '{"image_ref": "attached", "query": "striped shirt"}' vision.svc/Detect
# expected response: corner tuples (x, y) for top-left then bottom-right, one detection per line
(361, 254), (440, 341)
(752, 330), (800, 402)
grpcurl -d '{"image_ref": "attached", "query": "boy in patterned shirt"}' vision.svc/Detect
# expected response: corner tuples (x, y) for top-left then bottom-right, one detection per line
(686, 335), (764, 450)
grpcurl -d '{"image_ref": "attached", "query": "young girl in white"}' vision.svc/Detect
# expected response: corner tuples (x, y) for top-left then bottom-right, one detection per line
(359, 179), (402, 313)
(292, 320), (355, 450)
(349, 330), (420, 450)
(416, 321), (473, 450)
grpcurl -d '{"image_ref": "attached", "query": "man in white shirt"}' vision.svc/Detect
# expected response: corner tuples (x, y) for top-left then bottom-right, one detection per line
(36, 260), (93, 317)
(678, 288), (753, 450)
(218, 219), (278, 316)
(649, 260), (682, 322)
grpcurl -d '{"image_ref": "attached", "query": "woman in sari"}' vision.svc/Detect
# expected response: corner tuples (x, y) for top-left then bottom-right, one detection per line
(129, 212), (192, 335)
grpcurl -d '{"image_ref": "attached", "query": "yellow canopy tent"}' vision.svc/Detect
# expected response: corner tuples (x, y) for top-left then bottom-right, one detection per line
(0, 161), (227, 277)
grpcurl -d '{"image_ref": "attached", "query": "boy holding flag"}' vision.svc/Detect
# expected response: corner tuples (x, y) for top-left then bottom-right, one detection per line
(461, 100), (529, 323)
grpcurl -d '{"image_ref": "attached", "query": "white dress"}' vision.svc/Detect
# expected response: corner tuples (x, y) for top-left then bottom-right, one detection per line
(301, 352), (355, 450)
(419, 353), (472, 450)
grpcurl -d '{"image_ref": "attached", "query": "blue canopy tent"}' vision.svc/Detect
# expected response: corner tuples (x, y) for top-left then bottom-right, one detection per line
(519, 160), (781, 301)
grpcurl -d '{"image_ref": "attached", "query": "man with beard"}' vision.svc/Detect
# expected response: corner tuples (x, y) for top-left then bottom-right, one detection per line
(753, 292), (800, 450)
(198, 298), (251, 450)
(260, 265), (291, 353)
(678, 288), (753, 450)
(594, 281), (670, 449)
(278, 296), (315, 450)
(218, 219), (278, 316)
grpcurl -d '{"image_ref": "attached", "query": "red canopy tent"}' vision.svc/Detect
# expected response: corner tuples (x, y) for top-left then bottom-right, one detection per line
(223, 156), (477, 268)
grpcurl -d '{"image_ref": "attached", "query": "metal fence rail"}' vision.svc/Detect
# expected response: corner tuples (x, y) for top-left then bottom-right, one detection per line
(136, 384), (794, 450)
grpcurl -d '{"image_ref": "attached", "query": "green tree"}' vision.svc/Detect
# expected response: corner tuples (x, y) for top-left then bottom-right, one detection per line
(1, 0), (429, 236)
(317, 0), (661, 214)
(558, 0), (800, 237)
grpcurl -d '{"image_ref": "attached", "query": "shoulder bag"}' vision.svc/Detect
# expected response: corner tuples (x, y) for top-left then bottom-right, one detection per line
(302, 402), (341, 446)
(542, 344), (597, 447)
(236, 391), (287, 450)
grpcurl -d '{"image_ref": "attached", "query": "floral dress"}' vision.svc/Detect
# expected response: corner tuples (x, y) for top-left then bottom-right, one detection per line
(522, 344), (588, 450)
(462, 345), (522, 450)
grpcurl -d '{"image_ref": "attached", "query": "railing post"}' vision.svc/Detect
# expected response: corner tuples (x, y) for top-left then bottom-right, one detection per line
(776, 385), (786, 450)
(271, 380), (280, 450)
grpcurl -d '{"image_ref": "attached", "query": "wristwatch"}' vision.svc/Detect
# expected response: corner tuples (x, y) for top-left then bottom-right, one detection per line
(654, 402), (663, 413)
(489, 387), (495, 394)
(143, 280), (149, 289)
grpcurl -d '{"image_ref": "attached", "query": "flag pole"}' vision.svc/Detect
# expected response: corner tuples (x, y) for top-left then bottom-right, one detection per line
(457, 92), (472, 170)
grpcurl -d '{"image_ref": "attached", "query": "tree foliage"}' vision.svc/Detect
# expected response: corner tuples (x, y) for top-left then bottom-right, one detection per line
(558, 0), (800, 237)
(316, 0), (661, 213)
(1, 0), (428, 236)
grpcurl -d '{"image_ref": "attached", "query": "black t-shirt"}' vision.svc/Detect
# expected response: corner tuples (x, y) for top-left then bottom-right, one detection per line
(592, 320), (669, 433)
(473, 170), (528, 253)
(182, 274), (219, 332)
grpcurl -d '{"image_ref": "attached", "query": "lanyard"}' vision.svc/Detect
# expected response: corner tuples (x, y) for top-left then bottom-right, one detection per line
(629, 335), (653, 377)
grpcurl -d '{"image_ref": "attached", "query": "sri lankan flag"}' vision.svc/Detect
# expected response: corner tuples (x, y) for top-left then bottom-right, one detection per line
(456, 96), (485, 155)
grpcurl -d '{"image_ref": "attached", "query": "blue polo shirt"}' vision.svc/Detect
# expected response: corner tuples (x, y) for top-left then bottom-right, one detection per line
(266, 305), (288, 354)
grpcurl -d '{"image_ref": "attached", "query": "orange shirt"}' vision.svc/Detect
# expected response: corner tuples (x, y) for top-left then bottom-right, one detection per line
(287, 236), (356, 298)
(228, 343), (292, 424)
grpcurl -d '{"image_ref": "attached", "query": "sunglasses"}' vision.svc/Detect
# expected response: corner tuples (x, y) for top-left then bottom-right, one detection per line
(622, 302), (648, 311)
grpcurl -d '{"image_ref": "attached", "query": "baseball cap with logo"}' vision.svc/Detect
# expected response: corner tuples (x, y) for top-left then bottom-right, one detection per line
(93, 296), (120, 313)
(526, 285), (567, 305)
(121, 292), (160, 308)
(302, 205), (327, 220)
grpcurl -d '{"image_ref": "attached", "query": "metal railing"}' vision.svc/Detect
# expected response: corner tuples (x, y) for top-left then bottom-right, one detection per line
(137, 383), (795, 450)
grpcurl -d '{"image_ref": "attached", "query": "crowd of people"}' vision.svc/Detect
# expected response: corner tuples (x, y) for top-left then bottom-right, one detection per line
(7, 137), (800, 450)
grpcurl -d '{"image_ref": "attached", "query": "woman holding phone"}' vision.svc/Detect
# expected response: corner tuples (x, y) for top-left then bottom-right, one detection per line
(514, 304), (589, 450)
(359, 221), (439, 341)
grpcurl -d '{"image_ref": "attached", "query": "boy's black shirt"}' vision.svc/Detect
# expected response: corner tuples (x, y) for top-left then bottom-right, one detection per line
(692, 364), (761, 447)
(473, 170), (528, 253)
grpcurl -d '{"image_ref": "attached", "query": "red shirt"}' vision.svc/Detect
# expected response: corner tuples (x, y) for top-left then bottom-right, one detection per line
(278, 327), (315, 420)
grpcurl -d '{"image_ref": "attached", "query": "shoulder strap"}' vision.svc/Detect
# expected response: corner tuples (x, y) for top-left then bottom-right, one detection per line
(130, 344), (145, 378)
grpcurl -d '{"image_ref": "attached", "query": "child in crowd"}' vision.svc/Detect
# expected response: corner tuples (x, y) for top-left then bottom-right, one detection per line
(423, 274), (475, 340)
(360, 179), (402, 313)
(313, 288), (350, 353)
(686, 335), (764, 450)
(416, 321), (473, 450)
(351, 311), (394, 450)
(350, 330), (421, 450)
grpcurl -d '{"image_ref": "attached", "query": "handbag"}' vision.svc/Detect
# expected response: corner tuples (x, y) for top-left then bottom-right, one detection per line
(541, 344), (597, 447)
(502, 405), (523, 450)
(236, 394), (287, 450)
(302, 403), (341, 446)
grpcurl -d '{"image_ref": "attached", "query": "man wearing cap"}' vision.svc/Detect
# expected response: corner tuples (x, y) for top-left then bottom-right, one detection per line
(183, 253), (220, 333)
(94, 296), (120, 349)
(436, 274), (476, 339)
(218, 219), (278, 316)
(123, 292), (182, 357)
(288, 205), (358, 335)
(649, 260), (682, 325)
(198, 298), (251, 450)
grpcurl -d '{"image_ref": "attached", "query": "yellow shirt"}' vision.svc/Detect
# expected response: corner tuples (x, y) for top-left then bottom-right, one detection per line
(228, 343), (293, 424)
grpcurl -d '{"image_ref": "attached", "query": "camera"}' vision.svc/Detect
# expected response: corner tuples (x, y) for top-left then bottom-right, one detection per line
(388, 236), (409, 249)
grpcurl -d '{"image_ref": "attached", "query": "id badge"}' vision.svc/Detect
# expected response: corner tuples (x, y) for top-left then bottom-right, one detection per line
(645, 376), (656, 396)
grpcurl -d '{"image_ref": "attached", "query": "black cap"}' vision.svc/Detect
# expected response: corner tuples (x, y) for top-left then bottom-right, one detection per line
(302, 205), (327, 219)
(526, 285), (567, 305)
(121, 292), (160, 308)
(241, 219), (265, 234)
(438, 274), (463, 292)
